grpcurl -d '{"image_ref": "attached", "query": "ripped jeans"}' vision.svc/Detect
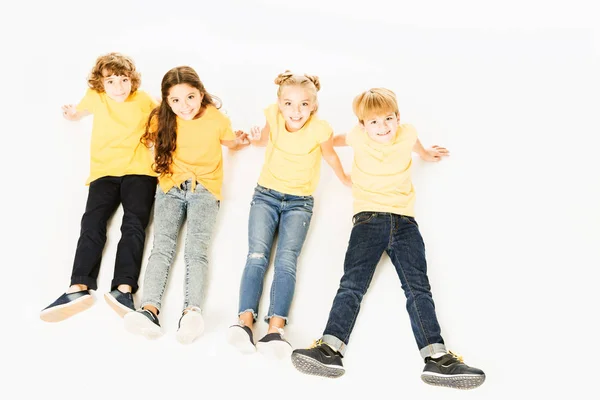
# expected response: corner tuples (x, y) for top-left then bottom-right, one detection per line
(237, 185), (313, 324)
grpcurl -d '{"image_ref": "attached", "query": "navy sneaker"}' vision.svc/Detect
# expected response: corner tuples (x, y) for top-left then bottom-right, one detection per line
(40, 290), (94, 323)
(256, 328), (292, 359)
(104, 289), (135, 318)
(421, 351), (485, 389)
(124, 309), (162, 339)
(227, 323), (256, 354)
(291, 340), (345, 378)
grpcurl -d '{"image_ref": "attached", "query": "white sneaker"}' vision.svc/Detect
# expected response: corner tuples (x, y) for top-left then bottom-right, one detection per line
(176, 307), (204, 345)
(256, 328), (292, 359)
(227, 321), (256, 354)
(124, 309), (163, 339)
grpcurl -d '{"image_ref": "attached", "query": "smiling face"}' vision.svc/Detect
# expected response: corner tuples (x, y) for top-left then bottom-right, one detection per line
(102, 71), (132, 102)
(167, 83), (203, 120)
(277, 85), (316, 132)
(361, 112), (400, 144)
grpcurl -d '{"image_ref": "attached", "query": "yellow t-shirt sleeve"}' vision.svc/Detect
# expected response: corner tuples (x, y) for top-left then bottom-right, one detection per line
(137, 90), (158, 114)
(76, 88), (98, 113)
(263, 104), (279, 130)
(219, 116), (236, 141)
(403, 124), (418, 145)
(346, 125), (362, 147)
(314, 120), (333, 144)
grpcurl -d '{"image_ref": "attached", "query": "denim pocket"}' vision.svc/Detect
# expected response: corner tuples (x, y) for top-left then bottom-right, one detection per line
(401, 215), (419, 227)
(352, 212), (376, 226)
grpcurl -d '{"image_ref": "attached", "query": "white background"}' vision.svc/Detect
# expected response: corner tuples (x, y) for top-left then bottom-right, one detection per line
(3, 0), (598, 398)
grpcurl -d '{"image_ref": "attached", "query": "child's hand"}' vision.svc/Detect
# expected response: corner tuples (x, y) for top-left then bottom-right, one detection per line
(341, 173), (352, 188)
(61, 104), (78, 121)
(249, 126), (262, 141)
(421, 145), (450, 162)
(234, 130), (250, 149)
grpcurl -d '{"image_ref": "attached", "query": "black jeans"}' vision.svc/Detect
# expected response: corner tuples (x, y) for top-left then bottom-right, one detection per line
(322, 212), (444, 354)
(70, 175), (156, 293)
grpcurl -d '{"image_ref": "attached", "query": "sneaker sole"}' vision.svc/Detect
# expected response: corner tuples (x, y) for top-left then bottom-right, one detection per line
(227, 327), (256, 354)
(421, 372), (485, 390)
(176, 314), (205, 345)
(256, 339), (292, 360)
(124, 312), (162, 339)
(291, 353), (345, 378)
(40, 294), (94, 323)
(104, 293), (133, 318)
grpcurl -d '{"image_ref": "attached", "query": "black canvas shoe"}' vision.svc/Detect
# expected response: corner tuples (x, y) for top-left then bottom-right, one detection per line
(256, 328), (292, 359)
(421, 351), (485, 389)
(291, 340), (345, 378)
(104, 289), (135, 318)
(227, 323), (256, 354)
(40, 290), (94, 322)
(124, 309), (162, 339)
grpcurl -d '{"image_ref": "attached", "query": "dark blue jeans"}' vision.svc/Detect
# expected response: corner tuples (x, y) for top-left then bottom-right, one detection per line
(70, 175), (157, 293)
(238, 185), (314, 324)
(322, 212), (446, 358)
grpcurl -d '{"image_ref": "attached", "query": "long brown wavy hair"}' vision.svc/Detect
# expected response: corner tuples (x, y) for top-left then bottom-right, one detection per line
(142, 66), (221, 176)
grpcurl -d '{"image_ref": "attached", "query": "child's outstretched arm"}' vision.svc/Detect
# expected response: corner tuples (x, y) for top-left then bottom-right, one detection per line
(333, 134), (348, 147)
(321, 136), (352, 187)
(412, 138), (450, 162)
(61, 104), (90, 121)
(221, 130), (251, 151)
(247, 122), (270, 147)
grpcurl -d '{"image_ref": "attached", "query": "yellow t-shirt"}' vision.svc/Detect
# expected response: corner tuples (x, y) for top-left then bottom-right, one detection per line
(347, 123), (418, 217)
(76, 88), (157, 184)
(157, 106), (235, 200)
(257, 104), (332, 196)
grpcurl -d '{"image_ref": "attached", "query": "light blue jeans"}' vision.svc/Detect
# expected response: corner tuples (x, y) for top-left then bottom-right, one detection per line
(140, 180), (219, 312)
(238, 185), (314, 324)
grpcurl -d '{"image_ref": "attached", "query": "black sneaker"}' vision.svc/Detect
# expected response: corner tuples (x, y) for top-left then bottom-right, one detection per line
(227, 323), (256, 354)
(104, 289), (135, 318)
(256, 329), (293, 359)
(291, 340), (345, 378)
(124, 309), (162, 339)
(40, 290), (94, 323)
(421, 351), (485, 389)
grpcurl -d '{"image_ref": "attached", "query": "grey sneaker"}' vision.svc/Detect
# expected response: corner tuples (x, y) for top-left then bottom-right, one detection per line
(40, 290), (94, 322)
(421, 351), (485, 390)
(124, 309), (162, 339)
(104, 289), (135, 318)
(291, 339), (345, 378)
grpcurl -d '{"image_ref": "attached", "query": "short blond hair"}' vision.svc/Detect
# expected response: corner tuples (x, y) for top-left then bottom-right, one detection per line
(352, 88), (399, 123)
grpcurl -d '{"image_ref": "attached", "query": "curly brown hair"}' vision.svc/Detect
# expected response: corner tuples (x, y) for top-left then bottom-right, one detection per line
(141, 66), (221, 176)
(87, 52), (141, 93)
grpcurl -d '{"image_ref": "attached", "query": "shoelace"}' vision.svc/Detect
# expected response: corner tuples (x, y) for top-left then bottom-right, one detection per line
(310, 339), (323, 348)
(448, 350), (464, 363)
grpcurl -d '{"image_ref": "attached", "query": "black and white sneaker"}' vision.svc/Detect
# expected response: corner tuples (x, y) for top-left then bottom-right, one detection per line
(227, 323), (256, 354)
(40, 290), (94, 323)
(291, 340), (345, 378)
(256, 328), (292, 359)
(421, 351), (485, 389)
(124, 309), (162, 339)
(104, 289), (135, 318)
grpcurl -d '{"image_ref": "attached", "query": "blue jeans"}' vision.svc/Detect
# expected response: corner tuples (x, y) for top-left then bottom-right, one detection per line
(140, 180), (219, 312)
(238, 185), (314, 324)
(321, 212), (447, 359)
